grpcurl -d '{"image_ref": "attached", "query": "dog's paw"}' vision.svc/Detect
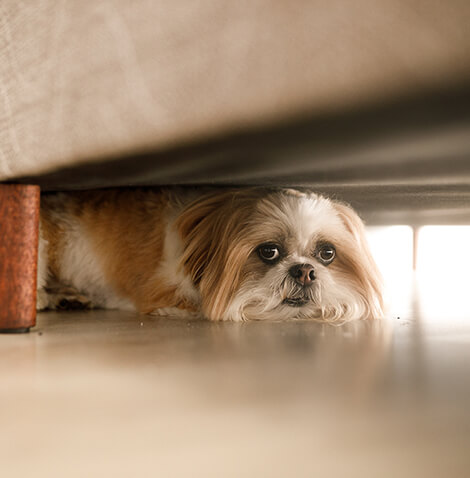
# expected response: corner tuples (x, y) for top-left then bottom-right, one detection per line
(37, 287), (94, 311)
(54, 295), (94, 311)
(36, 289), (50, 311)
(150, 307), (201, 319)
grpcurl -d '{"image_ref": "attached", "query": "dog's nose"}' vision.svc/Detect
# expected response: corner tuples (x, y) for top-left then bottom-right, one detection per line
(289, 263), (315, 286)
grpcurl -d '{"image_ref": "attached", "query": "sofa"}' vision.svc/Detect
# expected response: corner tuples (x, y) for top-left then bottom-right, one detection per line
(1, 0), (470, 331)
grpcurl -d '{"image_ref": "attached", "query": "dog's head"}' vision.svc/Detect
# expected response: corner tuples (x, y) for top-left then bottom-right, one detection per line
(177, 189), (383, 322)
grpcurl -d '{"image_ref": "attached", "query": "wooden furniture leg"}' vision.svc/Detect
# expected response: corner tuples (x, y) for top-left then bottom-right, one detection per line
(0, 185), (40, 333)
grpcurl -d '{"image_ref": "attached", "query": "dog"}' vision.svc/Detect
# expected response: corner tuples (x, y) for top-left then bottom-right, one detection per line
(37, 187), (383, 322)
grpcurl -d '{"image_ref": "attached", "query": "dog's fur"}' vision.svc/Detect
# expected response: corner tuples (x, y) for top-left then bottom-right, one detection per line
(37, 188), (383, 321)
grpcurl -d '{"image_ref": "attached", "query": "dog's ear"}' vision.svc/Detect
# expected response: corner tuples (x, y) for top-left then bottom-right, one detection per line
(332, 201), (384, 318)
(176, 191), (231, 286)
(175, 190), (258, 320)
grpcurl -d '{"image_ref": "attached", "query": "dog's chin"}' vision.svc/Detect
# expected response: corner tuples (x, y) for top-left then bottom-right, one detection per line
(223, 283), (366, 322)
(238, 297), (352, 323)
(263, 298), (324, 321)
(282, 297), (309, 308)
(226, 292), (324, 321)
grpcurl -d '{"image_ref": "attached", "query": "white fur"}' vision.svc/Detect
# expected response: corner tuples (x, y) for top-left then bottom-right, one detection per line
(223, 193), (372, 322)
(60, 222), (135, 310)
(155, 214), (200, 308)
(37, 215), (135, 311)
(36, 224), (50, 310)
(38, 189), (380, 322)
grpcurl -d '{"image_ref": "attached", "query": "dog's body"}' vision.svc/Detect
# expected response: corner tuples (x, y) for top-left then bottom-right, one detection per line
(38, 188), (383, 322)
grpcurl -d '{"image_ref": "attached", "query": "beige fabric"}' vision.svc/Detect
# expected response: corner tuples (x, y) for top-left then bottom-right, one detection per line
(1, 0), (470, 180)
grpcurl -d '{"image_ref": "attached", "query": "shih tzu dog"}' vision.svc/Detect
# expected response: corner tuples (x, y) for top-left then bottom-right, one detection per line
(37, 188), (383, 322)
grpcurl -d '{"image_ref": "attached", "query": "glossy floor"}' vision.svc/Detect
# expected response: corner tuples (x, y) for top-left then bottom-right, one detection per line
(1, 284), (469, 478)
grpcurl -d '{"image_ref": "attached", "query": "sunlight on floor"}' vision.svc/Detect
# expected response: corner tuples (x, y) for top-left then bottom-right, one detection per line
(366, 226), (414, 317)
(367, 225), (470, 322)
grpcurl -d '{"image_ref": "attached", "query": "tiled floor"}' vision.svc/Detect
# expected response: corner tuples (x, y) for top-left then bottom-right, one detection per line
(1, 283), (469, 477)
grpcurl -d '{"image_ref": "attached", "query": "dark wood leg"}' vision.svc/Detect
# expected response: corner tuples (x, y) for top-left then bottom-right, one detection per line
(0, 185), (40, 333)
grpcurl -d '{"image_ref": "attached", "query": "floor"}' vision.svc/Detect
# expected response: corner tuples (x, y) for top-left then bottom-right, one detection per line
(1, 274), (470, 478)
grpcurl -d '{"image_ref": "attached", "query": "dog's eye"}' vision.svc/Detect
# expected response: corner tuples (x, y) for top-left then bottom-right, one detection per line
(317, 244), (336, 265)
(257, 244), (281, 263)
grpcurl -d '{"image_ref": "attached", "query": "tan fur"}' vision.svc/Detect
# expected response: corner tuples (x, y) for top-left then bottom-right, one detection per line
(80, 190), (166, 311)
(176, 189), (264, 319)
(330, 202), (384, 318)
(41, 189), (197, 313)
(40, 197), (68, 279)
(39, 187), (384, 321)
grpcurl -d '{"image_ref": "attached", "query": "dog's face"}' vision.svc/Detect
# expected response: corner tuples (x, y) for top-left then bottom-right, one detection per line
(177, 189), (383, 322)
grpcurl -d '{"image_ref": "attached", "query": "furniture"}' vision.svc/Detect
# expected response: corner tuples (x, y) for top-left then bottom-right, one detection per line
(1, 0), (470, 331)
